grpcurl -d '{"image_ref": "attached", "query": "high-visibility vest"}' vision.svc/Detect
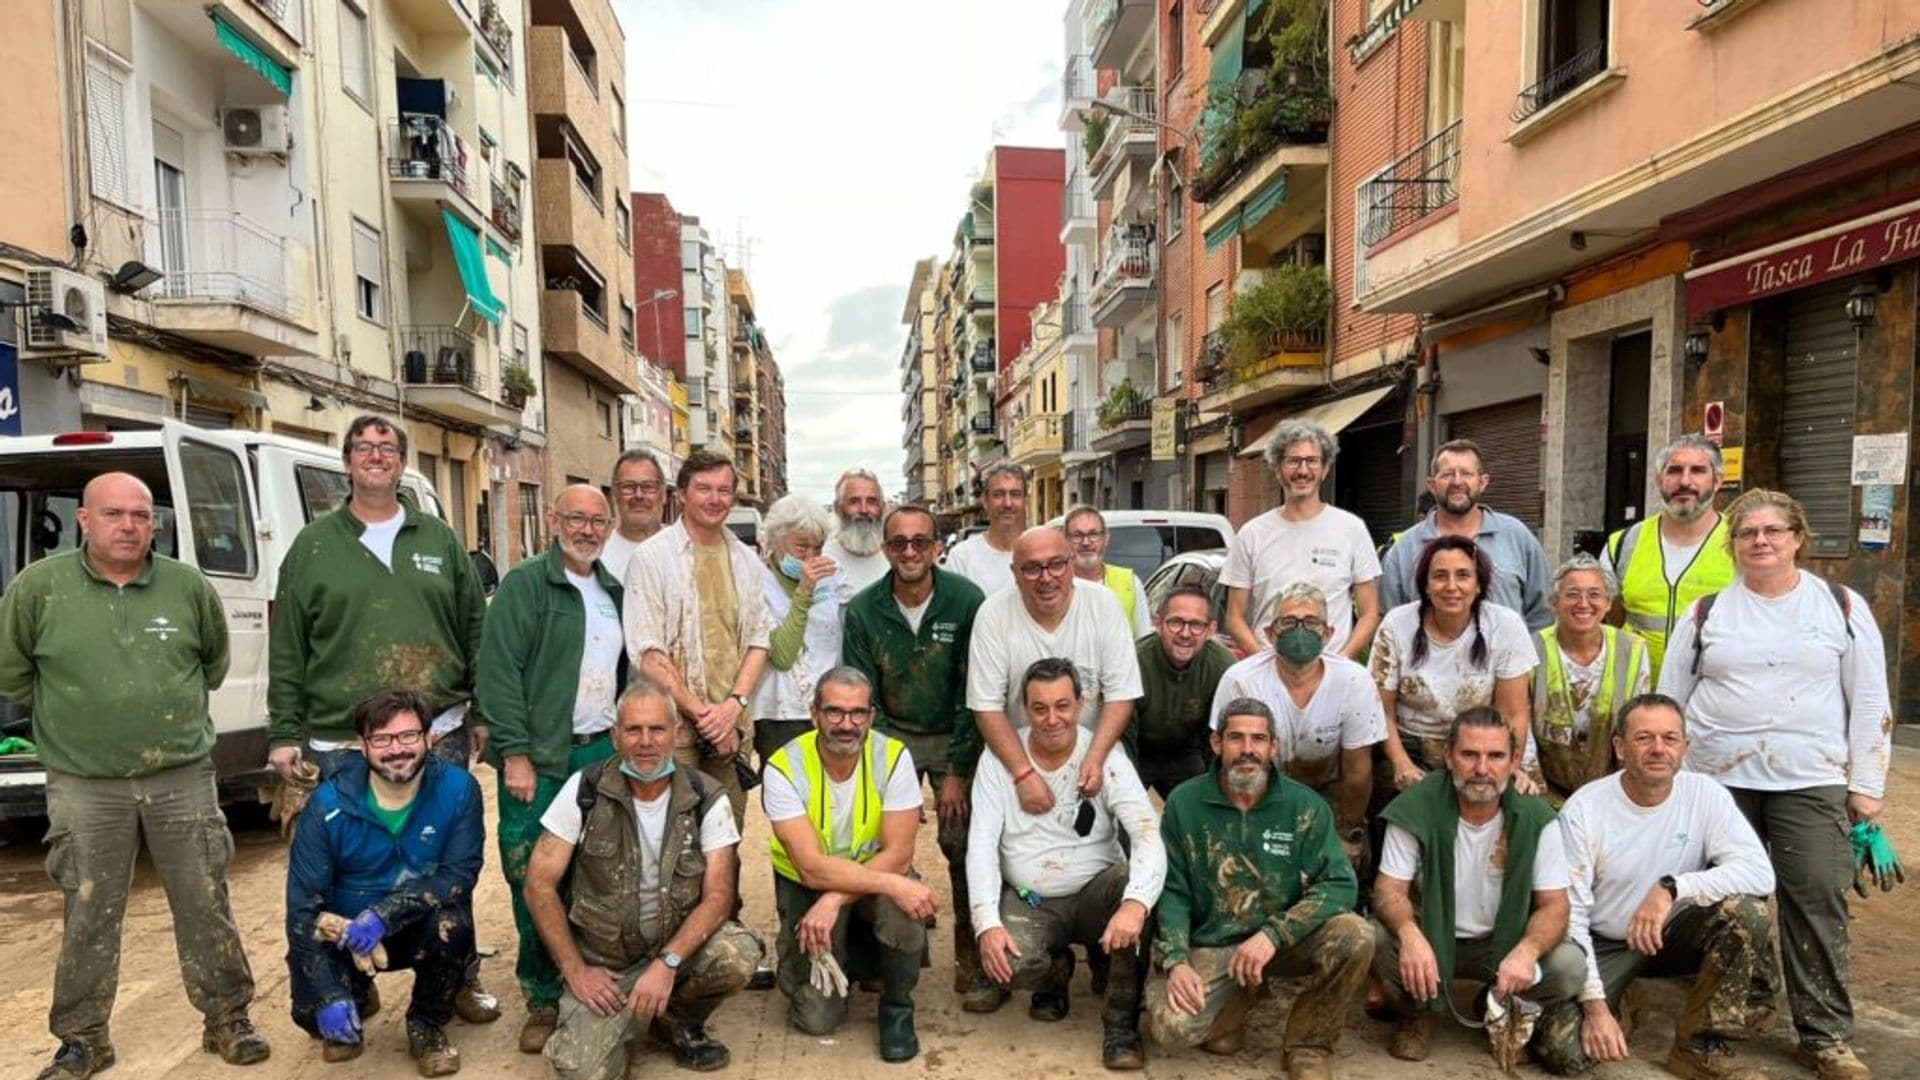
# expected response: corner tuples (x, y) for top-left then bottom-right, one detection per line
(766, 729), (908, 883)
(1530, 625), (1647, 801)
(1608, 513), (1734, 680)
(1103, 564), (1139, 627)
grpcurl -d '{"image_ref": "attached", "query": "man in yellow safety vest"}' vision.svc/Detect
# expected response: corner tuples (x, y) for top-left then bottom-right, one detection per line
(1601, 435), (1734, 681)
(1063, 506), (1152, 639)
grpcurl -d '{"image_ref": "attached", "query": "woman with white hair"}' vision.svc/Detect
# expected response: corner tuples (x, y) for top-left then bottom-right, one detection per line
(1528, 554), (1650, 804)
(751, 494), (845, 764)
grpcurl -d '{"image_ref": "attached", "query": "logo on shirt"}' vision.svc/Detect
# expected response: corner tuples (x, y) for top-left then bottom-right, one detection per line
(420, 824), (437, 839)
(410, 553), (444, 575)
(929, 621), (957, 644)
(143, 615), (181, 642)
(1310, 546), (1341, 569)
(1262, 827), (1294, 857)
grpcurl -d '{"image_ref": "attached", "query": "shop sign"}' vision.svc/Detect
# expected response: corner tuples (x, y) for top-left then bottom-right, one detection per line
(1150, 398), (1179, 462)
(1686, 198), (1920, 317)
(0, 344), (20, 437)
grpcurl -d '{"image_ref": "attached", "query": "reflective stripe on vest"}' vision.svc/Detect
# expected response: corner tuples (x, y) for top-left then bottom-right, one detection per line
(1530, 625), (1643, 735)
(766, 729), (906, 883)
(1103, 564), (1138, 626)
(1610, 514), (1734, 679)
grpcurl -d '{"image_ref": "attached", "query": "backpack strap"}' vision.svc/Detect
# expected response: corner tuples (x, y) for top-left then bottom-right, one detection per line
(1827, 579), (1854, 640)
(1689, 579), (1854, 678)
(576, 759), (607, 818)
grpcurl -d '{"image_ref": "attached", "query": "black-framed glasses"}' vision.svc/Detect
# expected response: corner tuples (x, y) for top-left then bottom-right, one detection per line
(1272, 616), (1328, 634)
(821, 706), (873, 723)
(350, 441), (403, 459)
(884, 536), (935, 554)
(365, 730), (426, 750)
(1017, 557), (1072, 581)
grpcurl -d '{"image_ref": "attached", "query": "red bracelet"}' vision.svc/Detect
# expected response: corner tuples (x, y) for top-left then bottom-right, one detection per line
(1012, 766), (1035, 785)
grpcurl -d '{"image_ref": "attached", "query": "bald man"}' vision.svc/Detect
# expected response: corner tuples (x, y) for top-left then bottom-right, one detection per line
(476, 485), (631, 1052)
(966, 527), (1143, 817)
(0, 472), (271, 1076)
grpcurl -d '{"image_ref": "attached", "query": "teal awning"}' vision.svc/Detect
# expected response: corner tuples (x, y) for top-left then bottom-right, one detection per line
(484, 237), (512, 264)
(1204, 212), (1242, 253)
(442, 208), (504, 325)
(1201, 8), (1246, 164)
(1241, 172), (1289, 229)
(210, 12), (291, 96)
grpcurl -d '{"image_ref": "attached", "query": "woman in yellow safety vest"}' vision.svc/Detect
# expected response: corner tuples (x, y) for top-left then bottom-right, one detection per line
(1528, 554), (1650, 805)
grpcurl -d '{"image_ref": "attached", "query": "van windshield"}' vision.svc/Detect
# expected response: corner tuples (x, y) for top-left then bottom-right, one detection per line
(0, 449), (180, 590)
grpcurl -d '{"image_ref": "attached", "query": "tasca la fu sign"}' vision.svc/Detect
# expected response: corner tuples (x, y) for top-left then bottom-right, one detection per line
(1686, 199), (1920, 318)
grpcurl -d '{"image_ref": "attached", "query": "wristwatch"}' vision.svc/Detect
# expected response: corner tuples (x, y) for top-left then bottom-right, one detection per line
(1658, 875), (1678, 900)
(728, 692), (750, 710)
(661, 950), (683, 971)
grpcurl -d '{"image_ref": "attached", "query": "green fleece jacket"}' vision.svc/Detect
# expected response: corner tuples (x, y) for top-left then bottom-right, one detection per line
(1155, 763), (1356, 970)
(268, 505), (485, 747)
(839, 567), (984, 777)
(0, 550), (228, 778)
(475, 544), (626, 778)
(1130, 636), (1234, 758)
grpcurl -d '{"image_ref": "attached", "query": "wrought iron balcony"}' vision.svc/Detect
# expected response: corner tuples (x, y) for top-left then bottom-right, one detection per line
(1361, 120), (1461, 247)
(488, 177), (522, 241)
(968, 342), (996, 374)
(400, 325), (484, 392)
(1512, 44), (1607, 123)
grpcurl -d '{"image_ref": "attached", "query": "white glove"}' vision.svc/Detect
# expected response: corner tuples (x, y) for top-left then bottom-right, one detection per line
(808, 952), (849, 998)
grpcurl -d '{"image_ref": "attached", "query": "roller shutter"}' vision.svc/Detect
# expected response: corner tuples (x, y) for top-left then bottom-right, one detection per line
(1448, 396), (1543, 530)
(1338, 419), (1407, 545)
(1780, 278), (1859, 558)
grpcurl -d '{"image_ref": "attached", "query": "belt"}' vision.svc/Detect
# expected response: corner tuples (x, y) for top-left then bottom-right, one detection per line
(571, 729), (611, 746)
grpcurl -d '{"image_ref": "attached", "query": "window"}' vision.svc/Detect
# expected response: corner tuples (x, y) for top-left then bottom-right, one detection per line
(684, 308), (702, 337)
(295, 465), (352, 522)
(620, 299), (636, 350)
(611, 88), (627, 148)
(1168, 3), (1184, 79)
(1523, 0), (1609, 114)
(1204, 282), (1227, 333)
(518, 482), (542, 556)
(1165, 177), (1185, 240)
(180, 441), (260, 577)
(1165, 313), (1186, 392)
(85, 51), (131, 206)
(1365, 0), (1397, 21)
(339, 1), (372, 108)
(1428, 21), (1466, 133)
(597, 398), (614, 438)
(614, 198), (631, 250)
(513, 322), (529, 367)
(681, 239), (701, 271)
(351, 218), (384, 323)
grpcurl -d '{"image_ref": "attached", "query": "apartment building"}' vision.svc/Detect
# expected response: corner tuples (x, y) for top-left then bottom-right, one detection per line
(725, 268), (787, 509)
(630, 190), (691, 469)
(680, 216), (730, 457)
(1003, 297), (1070, 523)
(899, 257), (941, 506)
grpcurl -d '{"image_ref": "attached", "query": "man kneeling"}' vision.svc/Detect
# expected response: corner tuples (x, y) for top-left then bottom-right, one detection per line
(1146, 699), (1373, 1080)
(523, 681), (760, 1079)
(969, 658), (1165, 1069)
(286, 690), (484, 1075)
(1535, 694), (1778, 1080)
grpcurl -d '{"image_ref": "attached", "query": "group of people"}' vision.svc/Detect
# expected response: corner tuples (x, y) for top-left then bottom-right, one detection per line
(0, 410), (1897, 1080)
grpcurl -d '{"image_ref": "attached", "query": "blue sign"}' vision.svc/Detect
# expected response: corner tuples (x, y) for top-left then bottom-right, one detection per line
(0, 344), (20, 436)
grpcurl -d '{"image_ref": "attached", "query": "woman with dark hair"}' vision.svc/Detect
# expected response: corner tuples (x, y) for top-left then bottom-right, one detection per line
(1370, 535), (1538, 792)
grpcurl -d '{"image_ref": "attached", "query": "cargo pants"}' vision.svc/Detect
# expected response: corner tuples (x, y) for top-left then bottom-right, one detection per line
(1146, 912), (1374, 1054)
(496, 733), (616, 1008)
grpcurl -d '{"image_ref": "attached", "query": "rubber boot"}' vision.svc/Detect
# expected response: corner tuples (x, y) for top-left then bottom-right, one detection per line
(876, 946), (921, 1063)
(1101, 947), (1148, 1070)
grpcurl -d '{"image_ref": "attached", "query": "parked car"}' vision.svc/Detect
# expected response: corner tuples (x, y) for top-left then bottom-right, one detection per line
(726, 506), (763, 549)
(1140, 548), (1246, 657)
(1045, 509), (1236, 583)
(0, 422), (444, 819)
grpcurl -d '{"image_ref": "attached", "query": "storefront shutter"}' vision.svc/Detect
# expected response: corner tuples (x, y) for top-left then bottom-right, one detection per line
(1780, 278), (1859, 558)
(1448, 396), (1543, 531)
(1338, 420), (1407, 545)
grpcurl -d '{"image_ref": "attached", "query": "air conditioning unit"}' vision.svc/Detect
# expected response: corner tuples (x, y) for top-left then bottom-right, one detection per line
(23, 267), (108, 361)
(222, 105), (292, 155)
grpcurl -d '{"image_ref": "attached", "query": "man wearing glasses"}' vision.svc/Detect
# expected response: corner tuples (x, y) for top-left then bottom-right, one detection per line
(1128, 584), (1234, 798)
(601, 450), (669, 582)
(1380, 439), (1553, 630)
(841, 505), (994, 1009)
(1063, 506), (1151, 639)
(476, 485), (627, 1053)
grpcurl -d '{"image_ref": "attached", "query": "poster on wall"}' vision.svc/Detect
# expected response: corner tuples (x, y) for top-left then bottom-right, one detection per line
(1851, 433), (1908, 486)
(1860, 484), (1895, 551)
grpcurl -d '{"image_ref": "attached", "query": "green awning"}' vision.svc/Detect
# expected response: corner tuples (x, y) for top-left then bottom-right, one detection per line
(1201, 9), (1245, 164)
(1204, 212), (1243, 253)
(210, 12), (291, 96)
(484, 237), (511, 264)
(1241, 172), (1289, 229)
(442, 208), (504, 325)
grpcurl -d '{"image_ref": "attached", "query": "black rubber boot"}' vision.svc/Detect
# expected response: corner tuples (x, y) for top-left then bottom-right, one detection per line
(1101, 947), (1148, 1070)
(876, 946), (921, 1063)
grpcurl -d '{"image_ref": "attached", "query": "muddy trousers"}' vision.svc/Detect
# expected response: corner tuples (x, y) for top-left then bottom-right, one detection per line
(1146, 912), (1374, 1054)
(1533, 896), (1777, 1075)
(543, 921), (761, 1080)
(992, 862), (1147, 1026)
(774, 874), (927, 1035)
(497, 735), (616, 1008)
(290, 902), (474, 1033)
(43, 758), (255, 1049)
(888, 728), (983, 992)
(1369, 921), (1589, 1012)
(1730, 785), (1853, 1047)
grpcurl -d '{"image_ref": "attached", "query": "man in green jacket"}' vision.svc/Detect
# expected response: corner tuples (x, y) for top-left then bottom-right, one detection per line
(840, 504), (993, 1009)
(0, 472), (270, 1079)
(1129, 584), (1233, 796)
(1146, 698), (1373, 1080)
(1372, 705), (1585, 1066)
(476, 485), (627, 1053)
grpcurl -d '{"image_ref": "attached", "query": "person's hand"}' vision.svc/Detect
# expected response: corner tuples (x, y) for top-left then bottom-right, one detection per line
(1580, 999), (1630, 1062)
(1077, 747), (1108, 797)
(1512, 769), (1542, 797)
(340, 910), (386, 956)
(798, 555), (839, 593)
(1627, 883), (1673, 955)
(1848, 793), (1885, 824)
(938, 775), (971, 831)
(1852, 821), (1905, 894)
(889, 876), (939, 922)
(1165, 963), (1207, 1016)
(1014, 770), (1055, 815)
(1398, 927), (1441, 1001)
(710, 726), (742, 760)
(503, 755), (537, 804)
(628, 958), (676, 1021)
(1391, 756), (1425, 791)
(1492, 943), (1540, 1001)
(1100, 899), (1148, 954)
(562, 961), (624, 1017)
(797, 893), (845, 958)
(270, 745), (303, 779)
(469, 723), (489, 762)
(1229, 931), (1276, 988)
(315, 999), (361, 1043)
(978, 927), (1020, 985)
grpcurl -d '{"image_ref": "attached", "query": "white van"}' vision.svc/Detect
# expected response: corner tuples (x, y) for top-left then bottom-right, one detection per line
(1045, 509), (1236, 582)
(725, 506), (763, 550)
(0, 421), (444, 819)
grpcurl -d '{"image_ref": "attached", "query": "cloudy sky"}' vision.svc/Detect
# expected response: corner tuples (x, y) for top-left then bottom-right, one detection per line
(613, 0), (1067, 504)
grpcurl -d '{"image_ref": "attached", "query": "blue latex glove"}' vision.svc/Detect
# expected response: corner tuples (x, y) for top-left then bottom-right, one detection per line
(316, 999), (361, 1043)
(341, 910), (386, 955)
(1852, 821), (1905, 894)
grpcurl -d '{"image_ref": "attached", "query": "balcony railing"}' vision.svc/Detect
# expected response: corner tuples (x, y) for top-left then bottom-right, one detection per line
(1062, 299), (1089, 336)
(489, 177), (522, 241)
(1011, 413), (1064, 459)
(477, 0), (514, 69)
(969, 342), (996, 374)
(969, 411), (994, 435)
(1062, 179), (1093, 223)
(1062, 409), (1088, 453)
(1093, 225), (1156, 307)
(245, 0), (290, 23)
(1063, 54), (1093, 103)
(389, 115), (475, 203)
(1203, 325), (1326, 392)
(1512, 44), (1607, 123)
(1091, 87), (1157, 172)
(150, 209), (302, 320)
(1361, 120), (1461, 246)
(400, 325), (484, 392)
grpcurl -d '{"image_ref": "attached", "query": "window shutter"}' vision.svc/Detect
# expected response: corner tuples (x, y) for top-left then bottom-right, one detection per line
(352, 220), (382, 284)
(1780, 278), (1859, 557)
(86, 55), (130, 204)
(1447, 396), (1544, 530)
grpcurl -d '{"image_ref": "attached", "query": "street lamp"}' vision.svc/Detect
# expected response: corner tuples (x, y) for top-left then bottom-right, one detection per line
(1087, 97), (1202, 181)
(638, 287), (678, 369)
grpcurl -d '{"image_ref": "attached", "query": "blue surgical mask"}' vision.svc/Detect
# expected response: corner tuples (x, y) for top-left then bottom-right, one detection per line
(779, 554), (804, 580)
(619, 758), (676, 783)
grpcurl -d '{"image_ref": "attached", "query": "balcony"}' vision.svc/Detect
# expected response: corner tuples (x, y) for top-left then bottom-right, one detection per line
(968, 275), (996, 309)
(1512, 44), (1608, 125)
(1195, 72), (1331, 205)
(476, 0), (513, 71)
(1198, 325), (1326, 415)
(1060, 176), (1095, 246)
(1010, 413), (1064, 465)
(1361, 120), (1461, 247)
(1091, 383), (1152, 452)
(1062, 297), (1095, 352)
(969, 410), (995, 437)
(532, 159), (613, 273)
(543, 288), (640, 394)
(142, 0), (302, 71)
(398, 325), (521, 432)
(1090, 0), (1154, 71)
(529, 25), (599, 123)
(1061, 408), (1097, 465)
(145, 209), (320, 356)
(389, 115), (483, 230)
(1060, 53), (1094, 130)
(968, 342), (996, 375)
(489, 175), (523, 243)
(1091, 225), (1156, 328)
(1089, 87), (1157, 202)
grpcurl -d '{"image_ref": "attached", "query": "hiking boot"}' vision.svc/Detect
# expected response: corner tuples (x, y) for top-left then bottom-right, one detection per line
(452, 978), (500, 1024)
(877, 1002), (918, 1063)
(960, 980), (1010, 1013)
(1389, 1012), (1432, 1062)
(1285, 1047), (1335, 1080)
(202, 1017), (271, 1066)
(1030, 950), (1073, 1021)
(517, 1004), (557, 1055)
(1796, 1042), (1871, 1080)
(1200, 1025), (1246, 1055)
(407, 1021), (460, 1077)
(34, 1041), (114, 1080)
(1668, 1034), (1771, 1080)
(320, 1039), (363, 1064)
(652, 1016), (731, 1072)
(1102, 1024), (1146, 1070)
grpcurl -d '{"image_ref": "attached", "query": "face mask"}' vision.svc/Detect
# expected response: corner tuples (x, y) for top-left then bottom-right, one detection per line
(779, 554), (804, 580)
(1275, 625), (1324, 665)
(619, 758), (676, 783)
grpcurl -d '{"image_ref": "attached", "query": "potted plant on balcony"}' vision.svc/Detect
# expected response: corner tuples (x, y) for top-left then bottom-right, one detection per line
(1081, 111), (1111, 168)
(501, 361), (537, 409)
(1221, 264), (1332, 375)
(1096, 379), (1147, 431)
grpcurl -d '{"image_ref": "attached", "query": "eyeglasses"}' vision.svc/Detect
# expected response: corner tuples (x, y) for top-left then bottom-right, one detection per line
(1017, 557), (1072, 581)
(559, 512), (613, 531)
(1272, 616), (1328, 634)
(364, 729), (425, 750)
(820, 706), (873, 723)
(1282, 456), (1323, 470)
(614, 481), (663, 496)
(1733, 524), (1797, 543)
(1162, 617), (1210, 635)
(884, 536), (935, 554)
(350, 441), (403, 459)
(1556, 588), (1609, 605)
(1432, 469), (1482, 482)
(1065, 529), (1106, 543)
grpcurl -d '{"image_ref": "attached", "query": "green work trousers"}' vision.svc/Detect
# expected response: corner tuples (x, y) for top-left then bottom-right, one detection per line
(497, 733), (616, 1008)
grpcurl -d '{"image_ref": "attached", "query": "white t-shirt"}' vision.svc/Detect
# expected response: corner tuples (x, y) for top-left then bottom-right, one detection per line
(1380, 815), (1571, 939)
(760, 741), (923, 860)
(1220, 506), (1381, 653)
(540, 771), (741, 925)
(565, 569), (624, 734)
(1658, 574), (1891, 796)
(600, 531), (646, 584)
(824, 537), (889, 595)
(1370, 602), (1536, 743)
(965, 580), (1145, 730)
(896, 594), (931, 635)
(945, 533), (1017, 596)
(1599, 523), (1710, 589)
(1210, 651), (1386, 785)
(358, 507), (406, 569)
(1559, 772), (1776, 1000)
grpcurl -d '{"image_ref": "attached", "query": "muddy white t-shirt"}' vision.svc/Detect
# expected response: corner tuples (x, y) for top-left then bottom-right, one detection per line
(1210, 651), (1386, 786)
(966, 580), (1144, 730)
(1219, 506), (1381, 652)
(1370, 602), (1536, 743)
(565, 569), (623, 735)
(1380, 815), (1570, 938)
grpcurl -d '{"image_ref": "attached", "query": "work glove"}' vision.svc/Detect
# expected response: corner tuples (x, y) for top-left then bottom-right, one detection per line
(807, 952), (849, 999)
(1852, 821), (1905, 896)
(316, 999), (362, 1044)
(269, 760), (321, 840)
(341, 910), (387, 955)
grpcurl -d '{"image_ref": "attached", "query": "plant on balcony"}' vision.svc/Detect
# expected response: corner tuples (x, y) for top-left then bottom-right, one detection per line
(1081, 111), (1112, 166)
(1195, 0), (1332, 201)
(1096, 379), (1148, 430)
(1221, 264), (1331, 370)
(501, 361), (537, 407)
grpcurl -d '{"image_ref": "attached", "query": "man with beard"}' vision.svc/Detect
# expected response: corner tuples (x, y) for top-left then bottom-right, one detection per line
(840, 504), (994, 1009)
(945, 461), (1028, 595)
(1372, 705), (1585, 1066)
(286, 690), (484, 1074)
(1063, 506), (1151, 638)
(475, 485), (626, 1053)
(1146, 699), (1372, 1080)
(1129, 584), (1234, 798)
(1381, 439), (1552, 630)
(601, 450), (668, 582)
(824, 467), (890, 592)
(1599, 436), (1733, 680)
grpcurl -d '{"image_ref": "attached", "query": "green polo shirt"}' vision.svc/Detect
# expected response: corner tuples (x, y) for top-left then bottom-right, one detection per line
(840, 566), (984, 777)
